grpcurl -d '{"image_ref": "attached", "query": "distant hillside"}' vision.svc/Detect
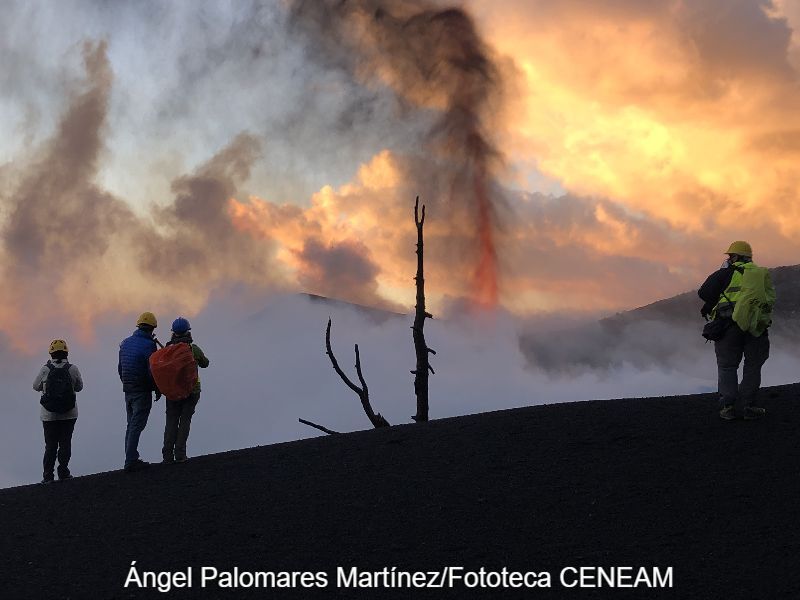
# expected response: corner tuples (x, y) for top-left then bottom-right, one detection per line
(244, 293), (407, 326)
(301, 293), (407, 323)
(299, 265), (800, 330)
(604, 264), (800, 328)
(2, 384), (800, 599)
(520, 264), (800, 372)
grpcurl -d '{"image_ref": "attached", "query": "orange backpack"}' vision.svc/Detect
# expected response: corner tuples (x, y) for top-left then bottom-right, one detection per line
(149, 343), (198, 401)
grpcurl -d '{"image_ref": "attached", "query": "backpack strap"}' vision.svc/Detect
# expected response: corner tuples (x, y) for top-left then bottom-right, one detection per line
(46, 360), (71, 370)
(716, 263), (746, 309)
(714, 288), (735, 321)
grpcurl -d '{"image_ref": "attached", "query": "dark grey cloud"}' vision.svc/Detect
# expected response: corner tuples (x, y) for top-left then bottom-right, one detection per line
(141, 133), (272, 283)
(294, 238), (402, 311)
(2, 41), (132, 272)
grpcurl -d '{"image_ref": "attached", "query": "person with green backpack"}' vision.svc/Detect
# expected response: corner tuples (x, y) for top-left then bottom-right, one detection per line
(32, 339), (84, 483)
(698, 241), (775, 421)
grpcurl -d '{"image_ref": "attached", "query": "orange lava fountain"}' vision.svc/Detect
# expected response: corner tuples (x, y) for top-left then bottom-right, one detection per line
(473, 167), (498, 308)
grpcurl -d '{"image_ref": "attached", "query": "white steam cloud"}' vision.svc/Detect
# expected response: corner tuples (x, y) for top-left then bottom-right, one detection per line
(3, 295), (799, 489)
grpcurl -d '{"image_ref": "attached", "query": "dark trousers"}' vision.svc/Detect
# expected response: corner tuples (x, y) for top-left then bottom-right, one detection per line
(124, 391), (152, 467)
(43, 419), (77, 478)
(715, 325), (770, 411)
(163, 392), (199, 461)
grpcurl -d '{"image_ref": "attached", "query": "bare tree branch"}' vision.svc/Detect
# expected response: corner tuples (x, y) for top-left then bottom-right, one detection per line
(299, 418), (339, 435)
(326, 318), (362, 396)
(325, 318), (390, 428)
(414, 196), (425, 227)
(354, 344), (369, 398)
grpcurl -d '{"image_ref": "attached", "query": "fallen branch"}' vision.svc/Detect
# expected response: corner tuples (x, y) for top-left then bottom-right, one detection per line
(298, 418), (339, 435)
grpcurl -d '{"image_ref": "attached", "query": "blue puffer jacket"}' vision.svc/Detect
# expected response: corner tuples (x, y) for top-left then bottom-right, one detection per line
(118, 328), (157, 393)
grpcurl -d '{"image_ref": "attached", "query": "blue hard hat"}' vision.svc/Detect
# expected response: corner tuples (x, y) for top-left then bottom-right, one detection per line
(171, 317), (191, 334)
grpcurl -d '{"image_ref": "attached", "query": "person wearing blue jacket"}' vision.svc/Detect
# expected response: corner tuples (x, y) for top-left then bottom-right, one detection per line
(118, 312), (161, 472)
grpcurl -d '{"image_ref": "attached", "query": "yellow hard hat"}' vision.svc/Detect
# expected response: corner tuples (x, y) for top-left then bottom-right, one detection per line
(725, 241), (752, 257)
(136, 311), (158, 328)
(49, 339), (68, 354)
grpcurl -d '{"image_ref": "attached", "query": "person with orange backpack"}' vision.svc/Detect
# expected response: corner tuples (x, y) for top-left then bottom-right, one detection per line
(33, 339), (84, 483)
(154, 317), (209, 464)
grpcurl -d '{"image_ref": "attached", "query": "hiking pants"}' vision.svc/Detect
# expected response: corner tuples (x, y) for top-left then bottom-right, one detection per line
(42, 418), (76, 478)
(715, 326), (770, 411)
(162, 392), (199, 461)
(124, 391), (152, 467)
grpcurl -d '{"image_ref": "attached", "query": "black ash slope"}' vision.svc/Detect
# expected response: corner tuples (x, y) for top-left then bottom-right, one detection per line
(2, 384), (800, 599)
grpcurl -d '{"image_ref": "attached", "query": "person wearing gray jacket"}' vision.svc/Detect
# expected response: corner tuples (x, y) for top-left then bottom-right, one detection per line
(32, 339), (84, 483)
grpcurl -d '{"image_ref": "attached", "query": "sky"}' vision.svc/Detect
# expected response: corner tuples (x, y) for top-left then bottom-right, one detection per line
(1, 0), (800, 487)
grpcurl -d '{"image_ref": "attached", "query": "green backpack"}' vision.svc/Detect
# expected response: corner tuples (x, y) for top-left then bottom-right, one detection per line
(731, 264), (775, 337)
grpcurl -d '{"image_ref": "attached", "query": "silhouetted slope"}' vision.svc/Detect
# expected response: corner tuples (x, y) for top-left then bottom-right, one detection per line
(2, 385), (800, 599)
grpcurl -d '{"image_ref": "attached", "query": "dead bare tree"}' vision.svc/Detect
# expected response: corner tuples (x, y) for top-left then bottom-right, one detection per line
(412, 196), (435, 422)
(300, 196), (435, 432)
(300, 318), (390, 433)
(326, 318), (390, 428)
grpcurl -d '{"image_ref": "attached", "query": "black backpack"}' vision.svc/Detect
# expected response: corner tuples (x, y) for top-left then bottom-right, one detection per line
(40, 361), (76, 413)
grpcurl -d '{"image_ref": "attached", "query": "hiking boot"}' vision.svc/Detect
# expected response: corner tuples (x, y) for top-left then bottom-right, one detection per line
(175, 456), (188, 463)
(743, 406), (766, 420)
(57, 467), (72, 480)
(124, 459), (150, 473)
(719, 405), (737, 421)
(41, 473), (54, 484)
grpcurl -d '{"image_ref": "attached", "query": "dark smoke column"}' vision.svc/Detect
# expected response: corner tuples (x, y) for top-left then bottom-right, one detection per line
(289, 0), (502, 307)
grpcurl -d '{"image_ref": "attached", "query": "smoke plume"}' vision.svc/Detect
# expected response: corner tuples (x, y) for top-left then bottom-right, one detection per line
(289, 0), (505, 307)
(0, 42), (282, 346)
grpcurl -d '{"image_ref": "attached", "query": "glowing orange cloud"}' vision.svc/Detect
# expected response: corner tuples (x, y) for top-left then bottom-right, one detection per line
(230, 150), (421, 310)
(477, 0), (800, 253)
(230, 148), (520, 313)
